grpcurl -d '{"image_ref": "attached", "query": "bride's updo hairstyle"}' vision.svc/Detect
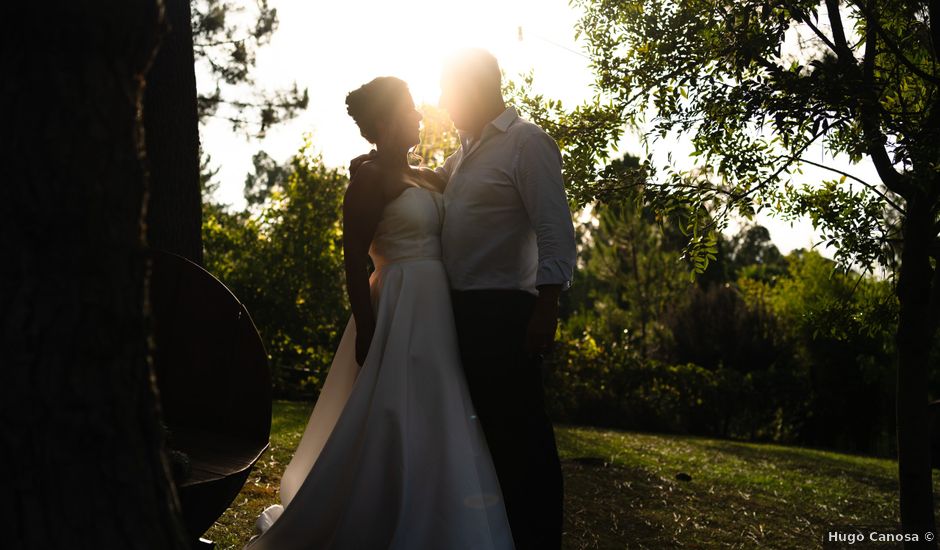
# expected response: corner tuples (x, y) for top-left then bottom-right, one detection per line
(345, 76), (411, 144)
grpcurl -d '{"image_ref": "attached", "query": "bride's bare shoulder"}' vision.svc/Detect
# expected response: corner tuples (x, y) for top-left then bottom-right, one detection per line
(344, 161), (388, 210)
(349, 160), (382, 185)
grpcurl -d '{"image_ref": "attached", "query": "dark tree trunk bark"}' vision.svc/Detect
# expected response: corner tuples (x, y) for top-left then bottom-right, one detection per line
(0, 2), (188, 548)
(896, 198), (939, 548)
(144, 0), (203, 264)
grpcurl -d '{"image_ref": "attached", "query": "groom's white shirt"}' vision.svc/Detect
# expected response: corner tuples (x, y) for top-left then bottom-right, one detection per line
(437, 107), (577, 295)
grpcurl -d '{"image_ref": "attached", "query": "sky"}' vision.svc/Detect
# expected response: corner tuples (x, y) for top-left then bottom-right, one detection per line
(198, 0), (886, 258)
(200, 0), (591, 181)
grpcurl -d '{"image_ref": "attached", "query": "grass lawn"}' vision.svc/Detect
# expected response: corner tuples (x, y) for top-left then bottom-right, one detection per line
(204, 400), (940, 549)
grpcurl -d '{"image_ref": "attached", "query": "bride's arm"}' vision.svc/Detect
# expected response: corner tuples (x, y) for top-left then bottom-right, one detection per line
(343, 162), (386, 366)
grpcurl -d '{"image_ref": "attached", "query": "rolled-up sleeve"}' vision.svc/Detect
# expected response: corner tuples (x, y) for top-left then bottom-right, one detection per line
(515, 131), (577, 290)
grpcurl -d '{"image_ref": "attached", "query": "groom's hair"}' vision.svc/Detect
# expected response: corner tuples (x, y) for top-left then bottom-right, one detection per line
(345, 76), (411, 144)
(443, 49), (502, 99)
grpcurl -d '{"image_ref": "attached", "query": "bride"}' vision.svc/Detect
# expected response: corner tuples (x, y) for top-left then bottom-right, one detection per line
(244, 76), (515, 550)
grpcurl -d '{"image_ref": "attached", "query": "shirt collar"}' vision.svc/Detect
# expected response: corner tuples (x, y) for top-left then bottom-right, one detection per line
(489, 106), (518, 133)
(459, 106), (519, 151)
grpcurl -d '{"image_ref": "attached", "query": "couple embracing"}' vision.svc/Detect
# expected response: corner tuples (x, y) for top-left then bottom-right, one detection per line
(246, 49), (577, 550)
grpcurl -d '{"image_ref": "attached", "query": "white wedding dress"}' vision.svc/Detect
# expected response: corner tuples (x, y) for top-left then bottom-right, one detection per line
(245, 186), (515, 550)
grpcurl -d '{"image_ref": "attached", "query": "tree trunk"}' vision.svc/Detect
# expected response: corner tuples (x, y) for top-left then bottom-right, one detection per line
(896, 198), (938, 548)
(144, 0), (203, 264)
(0, 2), (189, 547)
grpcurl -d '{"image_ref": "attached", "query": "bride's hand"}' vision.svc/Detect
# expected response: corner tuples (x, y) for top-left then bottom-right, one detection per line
(416, 167), (447, 192)
(355, 322), (375, 366)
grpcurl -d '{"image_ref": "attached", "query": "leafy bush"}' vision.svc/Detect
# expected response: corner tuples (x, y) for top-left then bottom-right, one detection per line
(203, 139), (348, 398)
(547, 245), (902, 454)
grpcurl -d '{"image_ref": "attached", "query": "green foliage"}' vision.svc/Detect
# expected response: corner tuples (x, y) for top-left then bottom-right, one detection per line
(545, 328), (769, 438)
(722, 223), (788, 282)
(203, 138), (348, 396)
(551, 214), (802, 441)
(753, 249), (897, 343)
(576, 176), (691, 358)
(783, 176), (898, 272)
(549, 211), (906, 452)
(242, 149), (289, 206)
(740, 249), (899, 452)
(565, 0), (939, 274)
(505, 74), (625, 206)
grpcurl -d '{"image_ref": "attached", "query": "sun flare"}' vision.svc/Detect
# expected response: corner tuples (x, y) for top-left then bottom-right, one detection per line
(198, 0), (593, 208)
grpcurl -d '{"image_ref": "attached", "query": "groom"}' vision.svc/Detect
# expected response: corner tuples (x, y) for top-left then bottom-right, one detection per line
(436, 49), (576, 550)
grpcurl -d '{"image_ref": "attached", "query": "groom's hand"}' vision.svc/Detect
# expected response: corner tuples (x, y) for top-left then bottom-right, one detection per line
(348, 150), (376, 178)
(525, 285), (561, 359)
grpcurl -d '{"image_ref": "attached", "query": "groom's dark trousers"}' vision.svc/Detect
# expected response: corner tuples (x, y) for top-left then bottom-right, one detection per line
(451, 289), (564, 550)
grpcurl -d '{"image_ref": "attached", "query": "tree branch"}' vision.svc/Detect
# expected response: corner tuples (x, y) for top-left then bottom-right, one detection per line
(678, 133), (828, 238)
(716, 133), (832, 228)
(857, 0), (913, 198)
(199, 95), (304, 110)
(851, 264), (874, 294)
(881, 33), (940, 86)
(846, 0), (940, 85)
(598, 132), (822, 205)
(803, 18), (840, 54)
(788, 155), (907, 215)
(597, 178), (739, 198)
(807, 2), (910, 197)
(783, 1), (839, 54)
(825, 0), (853, 58)
(194, 38), (250, 48)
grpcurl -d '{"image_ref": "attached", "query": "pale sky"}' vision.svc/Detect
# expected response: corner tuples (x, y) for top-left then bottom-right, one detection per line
(198, 0), (886, 258)
(200, 0), (592, 191)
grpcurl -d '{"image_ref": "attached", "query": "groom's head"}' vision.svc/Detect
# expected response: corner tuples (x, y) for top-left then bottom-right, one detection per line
(440, 49), (504, 134)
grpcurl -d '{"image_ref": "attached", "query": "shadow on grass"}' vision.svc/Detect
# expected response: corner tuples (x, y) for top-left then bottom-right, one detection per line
(560, 455), (803, 549)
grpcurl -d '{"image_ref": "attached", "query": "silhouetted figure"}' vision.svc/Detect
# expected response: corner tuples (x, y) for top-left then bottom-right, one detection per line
(438, 49), (576, 550)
